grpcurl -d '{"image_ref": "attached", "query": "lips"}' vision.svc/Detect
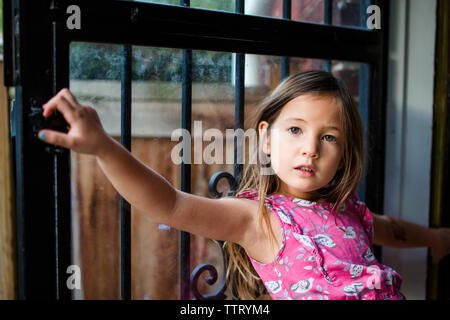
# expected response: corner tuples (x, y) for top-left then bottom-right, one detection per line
(295, 164), (316, 173)
(295, 164), (316, 177)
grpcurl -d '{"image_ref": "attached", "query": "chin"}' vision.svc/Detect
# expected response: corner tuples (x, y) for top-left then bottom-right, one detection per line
(290, 184), (320, 194)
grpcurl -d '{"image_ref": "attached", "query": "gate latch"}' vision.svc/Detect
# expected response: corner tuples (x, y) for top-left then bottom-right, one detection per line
(28, 100), (68, 154)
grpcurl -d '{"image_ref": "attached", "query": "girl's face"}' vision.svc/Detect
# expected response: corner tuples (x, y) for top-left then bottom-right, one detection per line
(259, 94), (344, 201)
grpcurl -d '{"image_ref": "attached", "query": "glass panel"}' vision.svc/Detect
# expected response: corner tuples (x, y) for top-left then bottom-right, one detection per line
(244, 0), (326, 23)
(332, 0), (364, 28)
(189, 49), (234, 298)
(290, 57), (325, 74)
(290, 0), (367, 27)
(70, 42), (123, 299)
(245, 0), (282, 19)
(0, 0), (3, 38)
(130, 46), (183, 300)
(191, 0), (235, 12)
(137, 0), (181, 6)
(292, 0), (325, 23)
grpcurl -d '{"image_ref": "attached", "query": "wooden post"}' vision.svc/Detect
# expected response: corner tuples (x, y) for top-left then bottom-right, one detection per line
(0, 60), (17, 299)
(427, 0), (450, 300)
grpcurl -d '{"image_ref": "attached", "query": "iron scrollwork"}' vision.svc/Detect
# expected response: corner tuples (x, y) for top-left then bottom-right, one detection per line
(189, 171), (239, 300)
(208, 171), (239, 198)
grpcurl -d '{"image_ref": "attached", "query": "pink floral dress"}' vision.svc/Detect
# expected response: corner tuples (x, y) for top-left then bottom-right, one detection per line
(236, 190), (405, 300)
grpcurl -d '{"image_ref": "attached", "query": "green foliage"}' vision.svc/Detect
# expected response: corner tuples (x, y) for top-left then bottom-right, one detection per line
(0, 0), (3, 36)
(70, 42), (232, 83)
(190, 0), (234, 12)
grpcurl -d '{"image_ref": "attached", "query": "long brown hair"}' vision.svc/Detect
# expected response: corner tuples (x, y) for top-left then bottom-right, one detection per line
(223, 70), (365, 300)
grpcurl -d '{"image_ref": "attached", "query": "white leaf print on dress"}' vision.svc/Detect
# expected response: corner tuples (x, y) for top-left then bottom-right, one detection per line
(291, 198), (316, 206)
(367, 265), (380, 274)
(366, 265), (382, 289)
(343, 226), (356, 239)
(293, 233), (315, 248)
(289, 278), (314, 293)
(313, 234), (337, 248)
(274, 266), (282, 277)
(350, 264), (363, 279)
(342, 282), (365, 296)
(265, 280), (282, 294)
(385, 272), (393, 286)
(364, 248), (375, 262)
(275, 208), (293, 225)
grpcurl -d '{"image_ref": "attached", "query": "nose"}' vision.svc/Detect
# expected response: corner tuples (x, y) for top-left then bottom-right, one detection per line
(301, 136), (319, 159)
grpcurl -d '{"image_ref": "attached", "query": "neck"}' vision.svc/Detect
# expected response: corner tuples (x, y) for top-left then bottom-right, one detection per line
(276, 188), (325, 202)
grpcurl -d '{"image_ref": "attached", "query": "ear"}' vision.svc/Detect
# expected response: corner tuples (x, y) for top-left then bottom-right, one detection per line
(258, 121), (271, 156)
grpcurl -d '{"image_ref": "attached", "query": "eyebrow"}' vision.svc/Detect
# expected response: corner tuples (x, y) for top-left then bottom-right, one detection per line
(283, 117), (342, 132)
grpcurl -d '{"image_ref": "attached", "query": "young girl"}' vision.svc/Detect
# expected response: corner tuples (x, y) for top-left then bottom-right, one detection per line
(38, 70), (450, 300)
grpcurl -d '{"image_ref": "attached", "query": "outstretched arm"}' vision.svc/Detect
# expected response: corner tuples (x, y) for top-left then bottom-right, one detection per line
(38, 88), (258, 247)
(372, 213), (450, 264)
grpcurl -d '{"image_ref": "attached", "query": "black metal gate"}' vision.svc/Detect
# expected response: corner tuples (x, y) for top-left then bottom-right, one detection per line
(3, 0), (390, 300)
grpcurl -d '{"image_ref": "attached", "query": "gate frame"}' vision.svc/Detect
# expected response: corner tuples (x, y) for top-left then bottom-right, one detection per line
(3, 0), (390, 300)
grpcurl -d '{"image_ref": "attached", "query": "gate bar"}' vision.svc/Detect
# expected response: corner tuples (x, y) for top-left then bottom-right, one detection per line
(180, 0), (192, 301)
(234, 0), (245, 185)
(57, 0), (382, 64)
(281, 0), (291, 80)
(120, 44), (132, 300)
(324, 0), (332, 72)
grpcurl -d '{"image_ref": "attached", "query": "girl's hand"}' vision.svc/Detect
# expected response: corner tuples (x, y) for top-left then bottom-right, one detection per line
(38, 88), (110, 156)
(430, 227), (450, 264)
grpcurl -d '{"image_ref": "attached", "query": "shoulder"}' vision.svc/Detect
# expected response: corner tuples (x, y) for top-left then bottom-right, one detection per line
(219, 193), (260, 217)
(218, 190), (263, 230)
(234, 190), (276, 211)
(235, 191), (294, 224)
(237, 191), (302, 227)
(344, 193), (375, 240)
(345, 193), (369, 213)
(340, 193), (373, 225)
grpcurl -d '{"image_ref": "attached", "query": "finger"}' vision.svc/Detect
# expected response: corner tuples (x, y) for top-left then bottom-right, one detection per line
(57, 88), (80, 108)
(38, 129), (73, 149)
(44, 88), (79, 109)
(42, 95), (76, 123)
(43, 89), (78, 114)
